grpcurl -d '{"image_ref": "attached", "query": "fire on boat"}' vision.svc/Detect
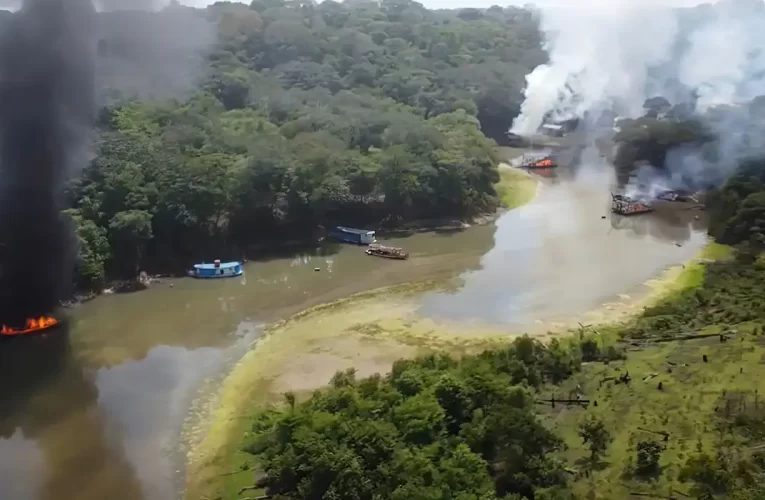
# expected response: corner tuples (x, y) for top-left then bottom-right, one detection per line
(1, 315), (60, 337)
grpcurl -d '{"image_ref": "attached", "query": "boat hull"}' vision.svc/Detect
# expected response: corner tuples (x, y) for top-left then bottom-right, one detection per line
(366, 252), (408, 260)
(365, 247), (409, 260)
(187, 269), (244, 279)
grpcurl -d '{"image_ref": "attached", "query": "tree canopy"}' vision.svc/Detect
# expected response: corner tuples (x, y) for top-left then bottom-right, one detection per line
(245, 337), (583, 500)
(63, 0), (546, 286)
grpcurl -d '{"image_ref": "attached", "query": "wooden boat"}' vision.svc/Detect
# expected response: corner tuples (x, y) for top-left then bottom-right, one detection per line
(1, 316), (59, 336)
(519, 154), (558, 169)
(187, 260), (243, 279)
(366, 243), (409, 260)
(611, 193), (653, 215)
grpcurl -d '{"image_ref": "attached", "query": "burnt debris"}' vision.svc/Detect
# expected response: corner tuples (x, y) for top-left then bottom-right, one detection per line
(0, 0), (96, 327)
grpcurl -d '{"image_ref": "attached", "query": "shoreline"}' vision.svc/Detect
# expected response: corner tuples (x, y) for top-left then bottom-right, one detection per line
(61, 164), (535, 310)
(181, 168), (540, 500)
(59, 213), (512, 310)
(182, 239), (728, 500)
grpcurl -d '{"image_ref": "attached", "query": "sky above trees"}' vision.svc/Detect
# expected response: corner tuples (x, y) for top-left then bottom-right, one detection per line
(0, 0), (723, 14)
(175, 0), (718, 9)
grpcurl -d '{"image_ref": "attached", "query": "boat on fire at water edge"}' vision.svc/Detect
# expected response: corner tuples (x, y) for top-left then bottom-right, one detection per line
(518, 154), (558, 169)
(611, 193), (654, 216)
(1, 316), (60, 337)
(187, 260), (244, 279)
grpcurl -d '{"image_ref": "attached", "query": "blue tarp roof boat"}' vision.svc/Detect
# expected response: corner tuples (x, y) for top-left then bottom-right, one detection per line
(329, 226), (376, 245)
(187, 260), (243, 279)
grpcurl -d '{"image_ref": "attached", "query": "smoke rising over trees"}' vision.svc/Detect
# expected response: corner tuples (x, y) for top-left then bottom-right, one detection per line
(513, 0), (765, 200)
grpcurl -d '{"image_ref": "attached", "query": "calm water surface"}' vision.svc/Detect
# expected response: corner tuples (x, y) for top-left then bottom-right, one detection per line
(419, 169), (708, 326)
(0, 167), (708, 500)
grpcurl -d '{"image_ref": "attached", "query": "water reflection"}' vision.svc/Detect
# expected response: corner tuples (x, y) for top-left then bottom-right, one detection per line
(0, 325), (145, 500)
(418, 176), (709, 327)
(0, 320), (261, 500)
(0, 223), (498, 500)
(609, 203), (707, 243)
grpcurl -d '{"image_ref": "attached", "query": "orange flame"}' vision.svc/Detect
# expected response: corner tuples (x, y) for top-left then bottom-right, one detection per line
(531, 158), (555, 167)
(1, 316), (58, 336)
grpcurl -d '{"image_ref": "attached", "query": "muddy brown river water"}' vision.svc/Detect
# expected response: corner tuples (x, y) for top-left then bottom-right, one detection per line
(0, 166), (708, 500)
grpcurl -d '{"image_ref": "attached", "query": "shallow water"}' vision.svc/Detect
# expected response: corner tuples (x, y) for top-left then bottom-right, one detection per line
(0, 167), (708, 500)
(419, 169), (708, 327)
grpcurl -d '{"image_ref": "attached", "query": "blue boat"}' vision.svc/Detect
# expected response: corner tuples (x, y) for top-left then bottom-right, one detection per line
(187, 260), (243, 279)
(329, 226), (376, 245)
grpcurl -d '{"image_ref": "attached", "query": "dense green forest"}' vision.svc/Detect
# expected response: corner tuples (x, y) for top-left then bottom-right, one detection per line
(64, 0), (545, 287)
(236, 161), (765, 499)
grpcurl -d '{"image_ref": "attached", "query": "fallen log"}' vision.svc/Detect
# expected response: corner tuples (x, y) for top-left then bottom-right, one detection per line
(628, 332), (734, 345)
(536, 398), (590, 408)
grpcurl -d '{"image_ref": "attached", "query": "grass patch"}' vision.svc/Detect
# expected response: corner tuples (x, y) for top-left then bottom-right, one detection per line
(545, 333), (765, 499)
(701, 241), (734, 261)
(546, 248), (765, 498)
(494, 166), (538, 210)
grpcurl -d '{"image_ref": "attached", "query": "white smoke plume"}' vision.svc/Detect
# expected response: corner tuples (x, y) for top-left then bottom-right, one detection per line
(513, 2), (679, 135)
(512, 0), (765, 131)
(513, 0), (765, 197)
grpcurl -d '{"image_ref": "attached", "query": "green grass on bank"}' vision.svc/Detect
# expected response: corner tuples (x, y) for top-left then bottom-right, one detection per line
(201, 243), (765, 500)
(544, 247), (765, 498)
(494, 166), (538, 210)
(545, 329), (765, 499)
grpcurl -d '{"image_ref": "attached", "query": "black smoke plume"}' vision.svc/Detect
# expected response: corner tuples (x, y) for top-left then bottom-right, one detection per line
(0, 0), (96, 327)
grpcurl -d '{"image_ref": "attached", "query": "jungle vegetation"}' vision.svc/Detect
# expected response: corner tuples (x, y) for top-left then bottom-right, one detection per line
(64, 0), (546, 286)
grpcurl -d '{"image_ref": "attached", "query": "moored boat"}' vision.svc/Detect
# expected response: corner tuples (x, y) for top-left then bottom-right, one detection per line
(329, 226), (376, 245)
(366, 243), (409, 260)
(187, 260), (243, 279)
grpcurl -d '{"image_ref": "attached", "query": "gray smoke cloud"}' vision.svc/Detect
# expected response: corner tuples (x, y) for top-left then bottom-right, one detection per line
(512, 0), (765, 197)
(94, 0), (215, 101)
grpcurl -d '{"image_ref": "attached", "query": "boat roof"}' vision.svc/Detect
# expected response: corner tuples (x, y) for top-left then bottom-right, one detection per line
(193, 261), (241, 270)
(335, 226), (375, 235)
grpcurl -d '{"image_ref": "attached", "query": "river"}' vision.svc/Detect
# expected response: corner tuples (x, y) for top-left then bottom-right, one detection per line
(0, 166), (708, 500)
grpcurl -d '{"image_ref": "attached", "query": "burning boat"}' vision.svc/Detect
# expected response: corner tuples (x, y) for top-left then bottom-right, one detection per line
(655, 190), (697, 203)
(366, 243), (409, 260)
(611, 193), (653, 215)
(520, 155), (558, 169)
(1, 316), (60, 337)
